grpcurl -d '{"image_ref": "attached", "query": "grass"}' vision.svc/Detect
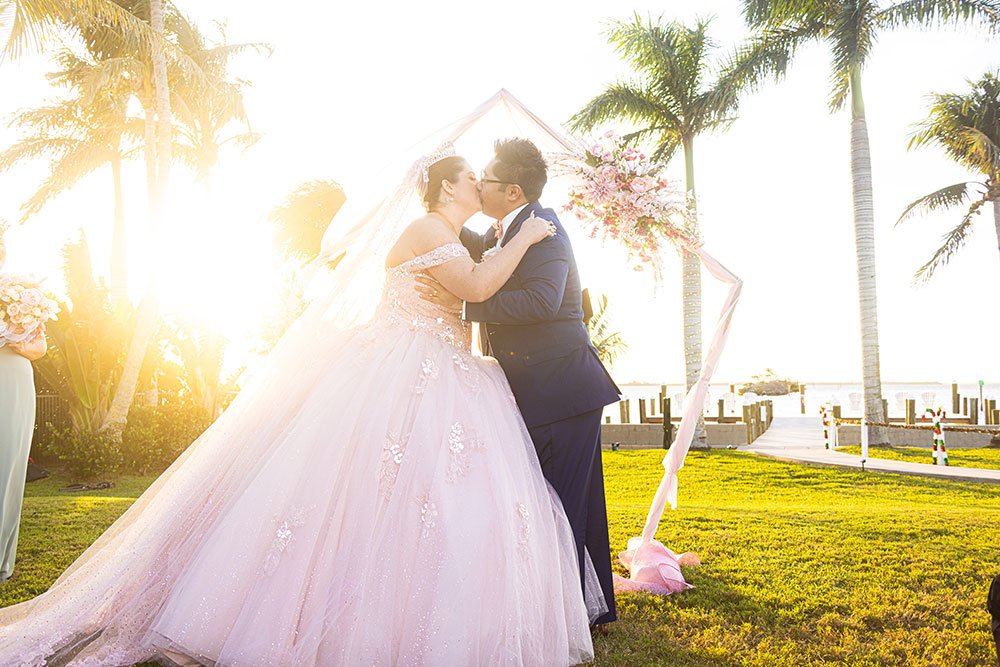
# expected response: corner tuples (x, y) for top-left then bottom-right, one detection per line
(3, 452), (999, 666)
(836, 444), (1000, 471)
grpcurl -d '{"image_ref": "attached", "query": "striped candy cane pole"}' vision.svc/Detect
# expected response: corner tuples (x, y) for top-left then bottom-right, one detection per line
(925, 407), (949, 466)
(820, 405), (831, 450)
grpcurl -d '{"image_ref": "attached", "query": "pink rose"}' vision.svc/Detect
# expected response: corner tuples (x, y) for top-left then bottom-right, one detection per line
(20, 288), (41, 307)
(597, 165), (617, 181)
(629, 176), (656, 194)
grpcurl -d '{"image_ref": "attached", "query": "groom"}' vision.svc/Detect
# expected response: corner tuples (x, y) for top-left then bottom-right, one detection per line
(419, 138), (621, 627)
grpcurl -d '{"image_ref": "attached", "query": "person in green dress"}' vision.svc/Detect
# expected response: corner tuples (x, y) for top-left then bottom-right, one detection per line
(0, 233), (47, 582)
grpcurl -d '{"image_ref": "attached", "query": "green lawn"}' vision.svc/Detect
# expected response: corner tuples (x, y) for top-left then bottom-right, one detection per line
(837, 444), (1000, 471)
(3, 451), (999, 666)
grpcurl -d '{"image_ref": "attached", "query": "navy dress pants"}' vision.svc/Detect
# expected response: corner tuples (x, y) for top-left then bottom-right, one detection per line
(528, 407), (616, 624)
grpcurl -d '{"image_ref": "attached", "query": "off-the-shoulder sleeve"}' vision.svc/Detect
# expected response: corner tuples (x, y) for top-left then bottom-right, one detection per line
(406, 242), (470, 271)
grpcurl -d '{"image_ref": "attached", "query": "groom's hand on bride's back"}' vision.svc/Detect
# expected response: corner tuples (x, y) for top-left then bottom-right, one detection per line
(415, 273), (462, 312)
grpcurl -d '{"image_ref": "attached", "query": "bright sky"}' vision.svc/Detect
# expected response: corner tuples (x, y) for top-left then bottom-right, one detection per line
(1, 0), (998, 385)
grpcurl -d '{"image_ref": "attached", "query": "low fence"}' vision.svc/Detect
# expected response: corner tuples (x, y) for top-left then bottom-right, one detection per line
(603, 386), (773, 449)
(833, 418), (1000, 448)
(33, 394), (70, 444)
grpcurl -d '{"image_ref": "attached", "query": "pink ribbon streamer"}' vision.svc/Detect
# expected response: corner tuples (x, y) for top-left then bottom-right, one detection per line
(615, 242), (742, 594)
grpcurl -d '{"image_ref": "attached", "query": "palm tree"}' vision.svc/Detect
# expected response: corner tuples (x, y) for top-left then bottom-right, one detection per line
(739, 0), (1000, 444)
(268, 179), (346, 260)
(585, 292), (629, 367)
(101, 0), (172, 438)
(0, 48), (141, 303)
(169, 13), (269, 193)
(897, 71), (1000, 281)
(570, 15), (755, 447)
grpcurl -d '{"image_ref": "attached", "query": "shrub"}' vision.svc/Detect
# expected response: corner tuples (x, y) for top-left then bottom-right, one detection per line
(121, 403), (213, 475)
(44, 424), (120, 479)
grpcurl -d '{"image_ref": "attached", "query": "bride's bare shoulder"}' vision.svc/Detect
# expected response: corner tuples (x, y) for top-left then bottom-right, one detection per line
(385, 215), (458, 267)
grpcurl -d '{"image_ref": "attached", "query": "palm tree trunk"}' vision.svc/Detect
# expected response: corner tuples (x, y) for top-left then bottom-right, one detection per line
(102, 0), (172, 438)
(141, 97), (156, 199)
(849, 65), (888, 445)
(681, 136), (706, 448)
(109, 152), (127, 305)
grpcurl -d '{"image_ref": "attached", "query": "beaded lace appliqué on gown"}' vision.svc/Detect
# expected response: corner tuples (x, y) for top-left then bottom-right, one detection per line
(373, 242), (472, 351)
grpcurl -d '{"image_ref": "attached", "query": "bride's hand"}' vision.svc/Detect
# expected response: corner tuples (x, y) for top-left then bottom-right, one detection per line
(519, 214), (557, 245)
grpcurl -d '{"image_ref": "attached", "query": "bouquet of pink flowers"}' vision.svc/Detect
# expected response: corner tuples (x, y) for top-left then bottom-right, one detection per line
(560, 131), (697, 277)
(0, 274), (58, 346)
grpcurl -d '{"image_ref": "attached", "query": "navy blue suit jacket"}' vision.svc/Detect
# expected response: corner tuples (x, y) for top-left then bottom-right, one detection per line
(461, 202), (621, 428)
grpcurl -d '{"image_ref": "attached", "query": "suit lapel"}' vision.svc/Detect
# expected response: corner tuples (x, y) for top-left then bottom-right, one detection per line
(500, 202), (542, 247)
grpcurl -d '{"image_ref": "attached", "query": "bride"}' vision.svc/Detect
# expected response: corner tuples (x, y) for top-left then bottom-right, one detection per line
(0, 145), (604, 666)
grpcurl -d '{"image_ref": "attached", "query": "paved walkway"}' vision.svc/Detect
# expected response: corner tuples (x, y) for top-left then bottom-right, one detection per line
(740, 417), (1000, 484)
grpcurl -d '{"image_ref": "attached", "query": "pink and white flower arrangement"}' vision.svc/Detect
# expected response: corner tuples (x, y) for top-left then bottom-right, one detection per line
(0, 274), (58, 346)
(559, 130), (697, 277)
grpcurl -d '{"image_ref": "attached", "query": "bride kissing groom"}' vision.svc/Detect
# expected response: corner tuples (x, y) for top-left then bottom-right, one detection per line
(0, 136), (621, 667)
(418, 137), (621, 630)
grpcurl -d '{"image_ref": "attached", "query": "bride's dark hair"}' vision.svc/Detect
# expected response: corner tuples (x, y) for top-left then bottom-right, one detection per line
(423, 156), (467, 212)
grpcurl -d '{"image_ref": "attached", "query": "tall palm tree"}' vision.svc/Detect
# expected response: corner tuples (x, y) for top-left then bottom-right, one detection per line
(0, 48), (141, 302)
(897, 71), (1000, 281)
(739, 0), (1000, 444)
(570, 15), (755, 447)
(101, 0), (172, 438)
(169, 13), (269, 193)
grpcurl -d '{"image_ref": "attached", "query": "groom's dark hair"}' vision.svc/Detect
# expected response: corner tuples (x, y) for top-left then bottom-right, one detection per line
(493, 138), (547, 202)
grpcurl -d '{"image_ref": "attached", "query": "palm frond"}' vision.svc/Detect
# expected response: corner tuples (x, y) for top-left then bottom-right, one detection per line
(743, 0), (840, 29)
(896, 181), (984, 225)
(3, 0), (166, 63)
(913, 198), (985, 281)
(585, 293), (629, 367)
(828, 1), (877, 104)
(21, 142), (108, 218)
(875, 0), (1000, 32)
(910, 73), (1000, 176)
(269, 179), (347, 258)
(0, 135), (77, 169)
(605, 14), (687, 95)
(220, 129), (261, 152)
(569, 82), (678, 133)
(713, 20), (822, 105)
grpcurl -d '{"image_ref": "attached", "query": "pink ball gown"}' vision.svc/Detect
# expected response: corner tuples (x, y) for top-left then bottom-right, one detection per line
(0, 243), (600, 666)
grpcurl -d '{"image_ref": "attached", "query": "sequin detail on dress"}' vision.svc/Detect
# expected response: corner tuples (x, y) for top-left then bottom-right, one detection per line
(415, 357), (439, 394)
(372, 243), (472, 352)
(379, 431), (407, 498)
(418, 494), (438, 538)
(446, 422), (485, 482)
(262, 507), (308, 575)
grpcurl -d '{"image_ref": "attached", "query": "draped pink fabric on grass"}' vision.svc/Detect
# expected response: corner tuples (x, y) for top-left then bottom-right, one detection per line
(614, 242), (742, 595)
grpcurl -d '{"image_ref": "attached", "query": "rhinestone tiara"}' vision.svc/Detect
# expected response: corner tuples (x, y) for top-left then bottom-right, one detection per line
(414, 142), (457, 198)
